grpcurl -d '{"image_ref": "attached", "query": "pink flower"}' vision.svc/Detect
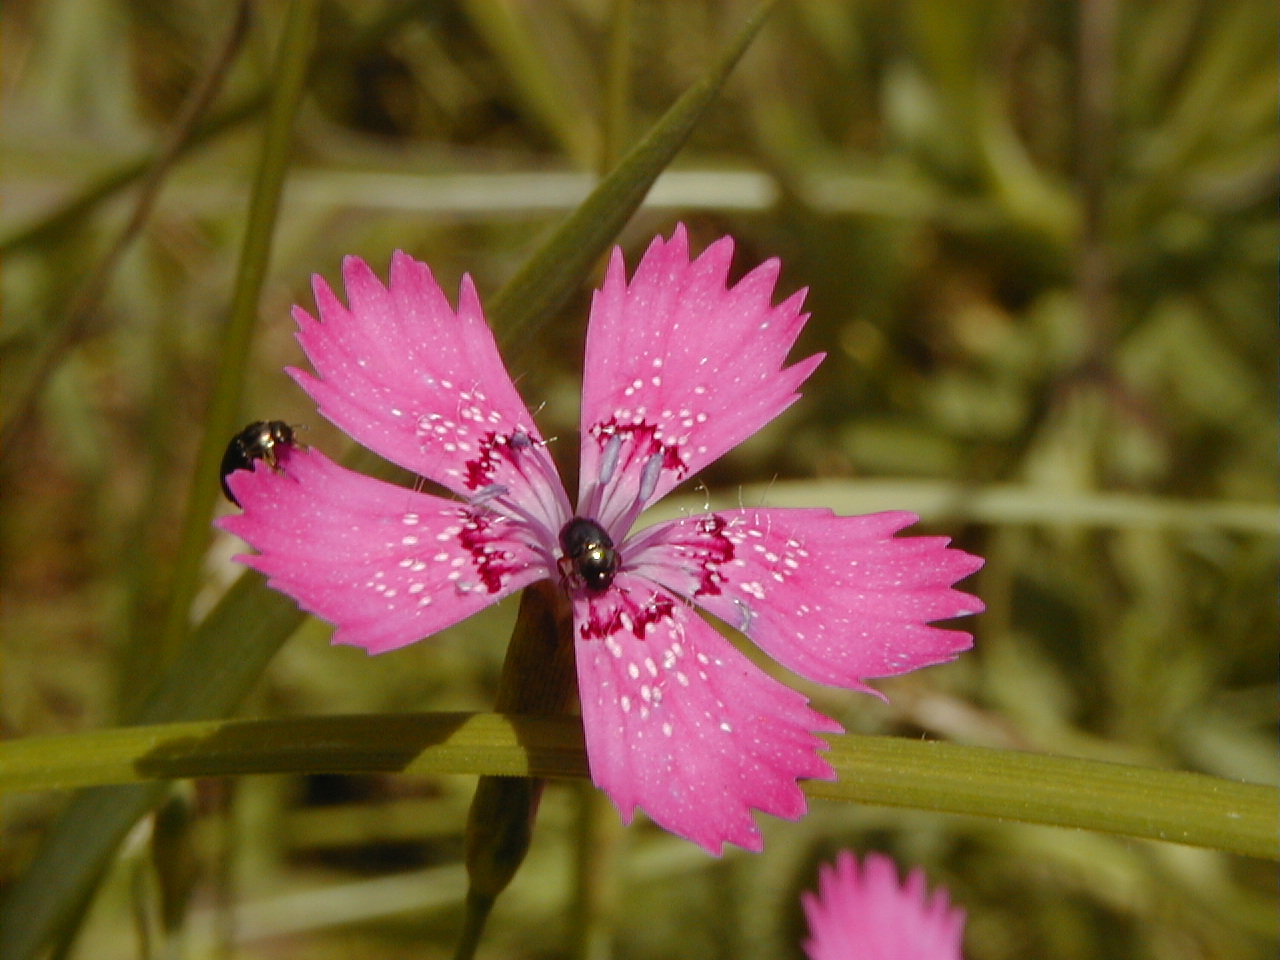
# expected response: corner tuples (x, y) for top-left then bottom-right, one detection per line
(220, 225), (984, 854)
(803, 852), (966, 960)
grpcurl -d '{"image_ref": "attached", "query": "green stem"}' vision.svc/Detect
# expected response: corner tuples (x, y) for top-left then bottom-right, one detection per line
(459, 582), (577, 957)
(452, 890), (495, 960)
(570, 781), (625, 960)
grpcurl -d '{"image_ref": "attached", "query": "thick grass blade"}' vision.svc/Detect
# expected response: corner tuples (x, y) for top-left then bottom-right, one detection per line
(1, 716), (1272, 860)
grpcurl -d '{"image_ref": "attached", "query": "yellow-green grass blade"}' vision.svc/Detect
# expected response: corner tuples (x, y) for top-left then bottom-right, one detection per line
(2, 714), (1273, 861)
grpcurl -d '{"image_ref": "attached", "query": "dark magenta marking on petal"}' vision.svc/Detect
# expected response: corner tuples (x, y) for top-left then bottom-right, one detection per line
(579, 589), (676, 641)
(464, 429), (534, 491)
(589, 417), (687, 479)
(687, 514), (735, 597)
(457, 509), (524, 593)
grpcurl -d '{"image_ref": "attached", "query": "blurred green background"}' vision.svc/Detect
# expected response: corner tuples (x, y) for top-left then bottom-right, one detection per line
(1, 1), (1276, 958)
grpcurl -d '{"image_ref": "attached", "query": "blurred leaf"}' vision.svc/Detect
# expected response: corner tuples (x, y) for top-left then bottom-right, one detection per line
(461, 0), (596, 167)
(650, 480), (1278, 535)
(490, 0), (777, 356)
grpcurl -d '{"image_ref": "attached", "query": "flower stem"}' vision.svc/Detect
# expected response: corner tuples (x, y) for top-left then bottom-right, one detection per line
(452, 890), (495, 960)
(458, 581), (576, 959)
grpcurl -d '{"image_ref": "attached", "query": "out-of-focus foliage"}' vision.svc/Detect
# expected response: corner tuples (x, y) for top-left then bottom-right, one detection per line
(1, 1), (1275, 959)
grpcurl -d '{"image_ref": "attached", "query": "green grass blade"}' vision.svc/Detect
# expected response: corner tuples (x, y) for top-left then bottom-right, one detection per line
(1, 716), (1272, 860)
(812, 734), (1278, 862)
(491, 0), (777, 355)
(155, 0), (318, 668)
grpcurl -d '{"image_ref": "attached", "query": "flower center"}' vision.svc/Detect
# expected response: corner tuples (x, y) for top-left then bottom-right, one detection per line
(558, 517), (619, 593)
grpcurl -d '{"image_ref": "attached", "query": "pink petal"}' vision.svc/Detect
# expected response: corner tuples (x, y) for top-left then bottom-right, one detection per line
(802, 851), (965, 960)
(578, 225), (822, 535)
(219, 447), (552, 653)
(628, 509), (984, 695)
(292, 252), (569, 516)
(572, 573), (841, 854)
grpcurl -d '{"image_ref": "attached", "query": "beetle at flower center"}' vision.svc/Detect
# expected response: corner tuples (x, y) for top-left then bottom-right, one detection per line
(559, 517), (620, 593)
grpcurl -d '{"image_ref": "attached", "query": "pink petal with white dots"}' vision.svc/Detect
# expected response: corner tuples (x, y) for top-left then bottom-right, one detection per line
(628, 509), (983, 696)
(578, 225), (822, 536)
(219, 447), (551, 654)
(292, 252), (569, 518)
(803, 851), (965, 960)
(572, 573), (840, 854)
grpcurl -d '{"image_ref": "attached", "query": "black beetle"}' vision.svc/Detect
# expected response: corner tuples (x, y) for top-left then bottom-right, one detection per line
(558, 517), (620, 592)
(220, 420), (297, 505)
